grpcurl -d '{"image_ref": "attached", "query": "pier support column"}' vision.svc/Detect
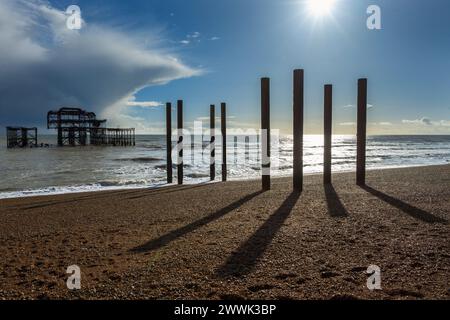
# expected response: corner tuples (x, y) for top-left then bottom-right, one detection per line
(324, 84), (332, 184)
(57, 127), (63, 146)
(210, 105), (216, 181)
(166, 102), (173, 184)
(221, 103), (227, 181)
(293, 69), (304, 191)
(357, 79), (367, 186)
(177, 100), (183, 185)
(261, 77), (271, 191)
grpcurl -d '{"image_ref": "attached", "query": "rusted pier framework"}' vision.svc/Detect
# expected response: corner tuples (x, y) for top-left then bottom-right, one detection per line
(47, 108), (135, 146)
(90, 128), (135, 146)
(6, 127), (38, 148)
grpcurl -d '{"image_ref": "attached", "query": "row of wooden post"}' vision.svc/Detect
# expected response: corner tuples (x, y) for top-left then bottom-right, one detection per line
(261, 70), (368, 190)
(164, 71), (368, 189)
(166, 101), (228, 185)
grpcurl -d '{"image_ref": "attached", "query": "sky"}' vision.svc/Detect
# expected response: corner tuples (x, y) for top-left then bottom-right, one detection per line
(0, 0), (449, 135)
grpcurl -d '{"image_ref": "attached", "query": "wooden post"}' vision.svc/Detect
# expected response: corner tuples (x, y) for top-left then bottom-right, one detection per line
(324, 84), (332, 184)
(261, 77), (271, 191)
(166, 102), (173, 183)
(293, 69), (304, 191)
(356, 79), (367, 186)
(177, 100), (183, 185)
(221, 103), (227, 181)
(210, 104), (216, 181)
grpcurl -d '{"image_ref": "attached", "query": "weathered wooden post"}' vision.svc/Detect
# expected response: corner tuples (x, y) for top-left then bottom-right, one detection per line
(221, 103), (227, 181)
(166, 102), (173, 183)
(177, 100), (183, 185)
(324, 84), (332, 184)
(210, 104), (216, 181)
(261, 77), (271, 191)
(293, 69), (304, 191)
(356, 79), (367, 186)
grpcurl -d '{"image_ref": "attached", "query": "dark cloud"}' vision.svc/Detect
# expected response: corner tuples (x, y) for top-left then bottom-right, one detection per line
(0, 0), (198, 129)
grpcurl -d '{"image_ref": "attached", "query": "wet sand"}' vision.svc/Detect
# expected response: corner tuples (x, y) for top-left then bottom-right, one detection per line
(0, 165), (449, 300)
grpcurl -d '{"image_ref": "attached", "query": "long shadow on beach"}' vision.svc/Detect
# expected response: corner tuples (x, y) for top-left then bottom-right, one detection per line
(216, 190), (301, 278)
(13, 185), (199, 211)
(15, 189), (144, 211)
(361, 185), (447, 224)
(125, 183), (211, 200)
(130, 190), (265, 253)
(324, 184), (347, 217)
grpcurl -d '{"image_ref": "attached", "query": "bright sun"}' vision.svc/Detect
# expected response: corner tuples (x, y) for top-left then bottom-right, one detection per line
(306, 0), (336, 17)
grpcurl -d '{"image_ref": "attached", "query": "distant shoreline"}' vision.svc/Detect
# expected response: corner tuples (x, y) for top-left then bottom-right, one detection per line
(1, 135), (449, 200)
(2, 133), (450, 137)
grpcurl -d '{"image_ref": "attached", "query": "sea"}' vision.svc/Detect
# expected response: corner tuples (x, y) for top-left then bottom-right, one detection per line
(0, 135), (449, 199)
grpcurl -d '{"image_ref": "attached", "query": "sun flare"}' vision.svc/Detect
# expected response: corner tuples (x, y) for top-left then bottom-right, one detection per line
(306, 0), (336, 17)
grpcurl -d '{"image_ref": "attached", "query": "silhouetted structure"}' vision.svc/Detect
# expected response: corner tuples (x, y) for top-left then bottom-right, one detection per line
(221, 103), (227, 181)
(6, 127), (37, 148)
(324, 84), (332, 184)
(157, 70), (368, 192)
(293, 69), (304, 191)
(357, 79), (368, 185)
(47, 107), (135, 147)
(210, 104), (216, 181)
(261, 77), (271, 190)
(177, 100), (183, 185)
(166, 103), (173, 183)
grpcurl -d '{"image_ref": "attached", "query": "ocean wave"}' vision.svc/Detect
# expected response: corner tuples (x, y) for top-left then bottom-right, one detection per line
(186, 173), (209, 178)
(98, 179), (158, 186)
(1, 135), (449, 199)
(115, 157), (163, 163)
(0, 182), (155, 199)
(141, 144), (164, 149)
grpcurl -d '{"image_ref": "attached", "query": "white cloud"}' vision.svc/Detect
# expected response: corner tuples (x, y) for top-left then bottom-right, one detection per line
(339, 122), (356, 126)
(368, 122), (392, 126)
(179, 32), (220, 46)
(195, 116), (236, 122)
(120, 114), (146, 122)
(179, 32), (201, 45)
(0, 0), (199, 128)
(342, 104), (373, 109)
(402, 117), (450, 127)
(187, 32), (200, 38)
(402, 117), (433, 126)
(127, 101), (163, 108)
(126, 96), (163, 108)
